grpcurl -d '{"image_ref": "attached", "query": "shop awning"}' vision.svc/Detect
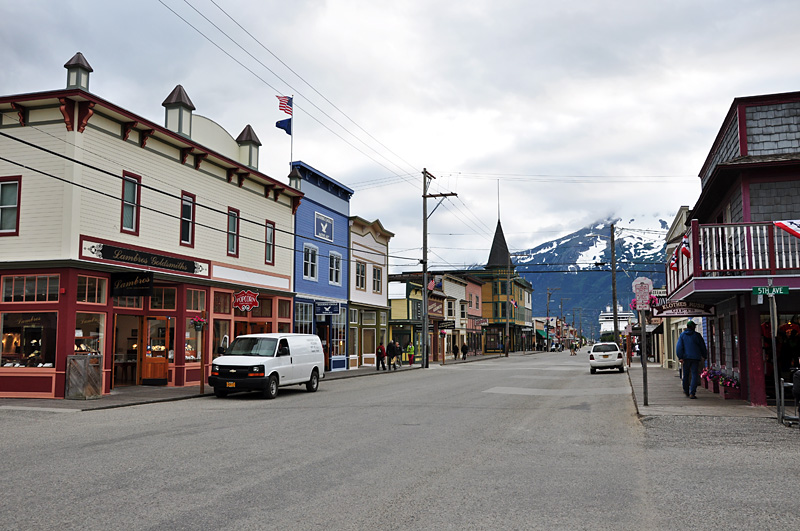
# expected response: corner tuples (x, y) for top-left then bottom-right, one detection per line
(536, 329), (547, 338)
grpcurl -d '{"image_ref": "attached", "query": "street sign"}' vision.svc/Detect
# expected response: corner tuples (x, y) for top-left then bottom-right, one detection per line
(632, 276), (653, 310)
(752, 286), (789, 295)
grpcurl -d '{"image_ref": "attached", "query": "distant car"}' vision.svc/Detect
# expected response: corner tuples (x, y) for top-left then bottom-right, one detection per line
(588, 342), (625, 374)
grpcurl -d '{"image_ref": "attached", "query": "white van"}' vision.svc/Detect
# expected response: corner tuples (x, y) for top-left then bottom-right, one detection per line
(209, 333), (324, 399)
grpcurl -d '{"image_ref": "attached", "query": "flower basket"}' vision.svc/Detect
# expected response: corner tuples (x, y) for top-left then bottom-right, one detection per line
(190, 316), (207, 331)
(719, 376), (740, 400)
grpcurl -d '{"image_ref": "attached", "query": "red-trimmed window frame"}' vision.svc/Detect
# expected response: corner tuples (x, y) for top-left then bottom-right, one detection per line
(227, 207), (240, 258)
(0, 175), (21, 237)
(180, 191), (196, 248)
(120, 171), (141, 236)
(265, 219), (275, 266)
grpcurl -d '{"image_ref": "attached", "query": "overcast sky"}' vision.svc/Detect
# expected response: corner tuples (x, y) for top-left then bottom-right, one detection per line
(4, 0), (800, 271)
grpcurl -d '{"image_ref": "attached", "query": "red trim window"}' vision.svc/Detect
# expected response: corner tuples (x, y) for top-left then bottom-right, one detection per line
(265, 220), (275, 265)
(227, 207), (240, 257)
(180, 191), (196, 247)
(0, 175), (21, 237)
(121, 171), (141, 235)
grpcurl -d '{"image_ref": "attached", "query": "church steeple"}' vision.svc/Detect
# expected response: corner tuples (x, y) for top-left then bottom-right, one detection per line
(486, 220), (512, 269)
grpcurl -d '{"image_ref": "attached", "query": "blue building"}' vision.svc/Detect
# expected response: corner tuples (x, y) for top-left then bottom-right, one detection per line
(290, 161), (353, 371)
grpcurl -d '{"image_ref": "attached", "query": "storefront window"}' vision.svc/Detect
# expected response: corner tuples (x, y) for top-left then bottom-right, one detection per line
(74, 313), (105, 355)
(150, 287), (177, 311)
(362, 328), (376, 356)
(278, 322), (291, 333)
(362, 311), (376, 326)
(1, 312), (57, 367)
(113, 296), (143, 309)
(295, 302), (313, 334)
(252, 297), (272, 318)
(213, 319), (230, 360)
(330, 311), (346, 356)
(214, 292), (232, 314)
(77, 276), (107, 304)
(2, 275), (59, 302)
(186, 289), (206, 311)
(278, 299), (291, 319)
(184, 318), (203, 362)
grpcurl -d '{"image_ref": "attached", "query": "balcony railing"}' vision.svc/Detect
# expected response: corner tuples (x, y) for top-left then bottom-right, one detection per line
(667, 220), (800, 296)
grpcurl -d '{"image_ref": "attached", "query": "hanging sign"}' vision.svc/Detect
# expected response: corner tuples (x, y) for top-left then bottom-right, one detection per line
(233, 290), (260, 312)
(314, 302), (340, 315)
(651, 301), (715, 317)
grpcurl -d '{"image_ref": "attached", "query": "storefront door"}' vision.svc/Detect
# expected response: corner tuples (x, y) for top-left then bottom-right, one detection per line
(112, 314), (141, 387)
(142, 316), (174, 385)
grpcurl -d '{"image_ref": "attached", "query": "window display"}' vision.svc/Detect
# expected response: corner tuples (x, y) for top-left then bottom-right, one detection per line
(74, 312), (105, 356)
(1, 312), (57, 367)
(184, 317), (203, 362)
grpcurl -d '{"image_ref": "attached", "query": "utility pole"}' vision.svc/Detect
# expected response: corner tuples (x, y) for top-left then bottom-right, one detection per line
(422, 168), (456, 367)
(560, 297), (570, 350)
(506, 251), (511, 356)
(611, 223), (619, 347)
(546, 287), (559, 351)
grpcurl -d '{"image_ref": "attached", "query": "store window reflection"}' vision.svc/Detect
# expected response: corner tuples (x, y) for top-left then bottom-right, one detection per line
(74, 312), (105, 356)
(1, 312), (57, 367)
(184, 318), (203, 362)
(213, 319), (230, 359)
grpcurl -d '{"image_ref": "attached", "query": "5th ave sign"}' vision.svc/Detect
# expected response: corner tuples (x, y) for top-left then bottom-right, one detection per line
(752, 286), (789, 295)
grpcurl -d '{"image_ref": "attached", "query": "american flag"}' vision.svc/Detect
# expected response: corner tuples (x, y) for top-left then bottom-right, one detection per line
(277, 95), (292, 115)
(680, 234), (691, 258)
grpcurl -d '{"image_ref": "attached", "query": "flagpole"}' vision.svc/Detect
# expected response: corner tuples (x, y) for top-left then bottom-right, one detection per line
(290, 94), (294, 168)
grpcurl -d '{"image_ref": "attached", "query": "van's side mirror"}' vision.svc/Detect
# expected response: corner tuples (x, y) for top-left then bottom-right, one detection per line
(217, 346), (226, 355)
(278, 346), (289, 356)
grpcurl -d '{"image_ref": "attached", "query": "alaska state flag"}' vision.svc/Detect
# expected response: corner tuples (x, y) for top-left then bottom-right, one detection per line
(276, 118), (292, 135)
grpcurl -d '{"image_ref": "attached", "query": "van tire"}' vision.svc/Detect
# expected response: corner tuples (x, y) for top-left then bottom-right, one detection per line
(306, 369), (319, 393)
(264, 374), (279, 399)
(214, 388), (228, 398)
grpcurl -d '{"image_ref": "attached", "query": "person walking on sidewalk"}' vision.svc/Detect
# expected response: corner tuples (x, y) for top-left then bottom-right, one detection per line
(461, 342), (468, 361)
(452, 342), (460, 361)
(376, 342), (386, 371)
(386, 340), (396, 371)
(406, 342), (415, 366)
(676, 320), (708, 399)
(394, 340), (402, 369)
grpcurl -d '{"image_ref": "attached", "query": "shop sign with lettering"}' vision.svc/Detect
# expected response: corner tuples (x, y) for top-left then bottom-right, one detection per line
(81, 238), (209, 277)
(233, 290), (260, 312)
(111, 271), (154, 297)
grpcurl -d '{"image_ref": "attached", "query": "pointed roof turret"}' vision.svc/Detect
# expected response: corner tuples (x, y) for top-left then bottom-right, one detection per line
(236, 124), (262, 146)
(486, 220), (512, 269)
(162, 85), (195, 110)
(64, 52), (93, 90)
(64, 52), (93, 72)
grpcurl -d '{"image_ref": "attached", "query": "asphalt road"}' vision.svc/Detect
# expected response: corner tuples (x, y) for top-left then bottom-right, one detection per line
(1, 350), (796, 530)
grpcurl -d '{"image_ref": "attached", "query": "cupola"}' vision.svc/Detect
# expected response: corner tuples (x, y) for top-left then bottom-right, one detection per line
(236, 125), (262, 170)
(162, 85), (195, 138)
(288, 165), (302, 191)
(64, 52), (93, 91)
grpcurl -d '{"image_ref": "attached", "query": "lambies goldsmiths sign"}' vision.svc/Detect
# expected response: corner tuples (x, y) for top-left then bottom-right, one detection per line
(81, 239), (209, 277)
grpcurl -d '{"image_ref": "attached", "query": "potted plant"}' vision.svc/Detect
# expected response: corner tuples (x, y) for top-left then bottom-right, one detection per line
(190, 316), (207, 331)
(719, 374), (741, 400)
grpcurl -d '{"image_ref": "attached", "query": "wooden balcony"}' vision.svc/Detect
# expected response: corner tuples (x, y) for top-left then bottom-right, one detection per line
(667, 220), (800, 300)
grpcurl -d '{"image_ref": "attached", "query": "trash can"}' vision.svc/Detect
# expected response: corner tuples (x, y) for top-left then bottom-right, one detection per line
(65, 354), (103, 399)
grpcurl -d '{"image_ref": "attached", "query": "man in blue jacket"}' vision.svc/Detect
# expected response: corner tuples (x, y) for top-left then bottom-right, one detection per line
(676, 320), (708, 399)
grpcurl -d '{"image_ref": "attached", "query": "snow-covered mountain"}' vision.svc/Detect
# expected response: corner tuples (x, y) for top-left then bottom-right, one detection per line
(515, 217), (668, 339)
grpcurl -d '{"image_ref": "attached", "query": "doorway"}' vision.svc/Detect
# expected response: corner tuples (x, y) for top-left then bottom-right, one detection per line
(113, 314), (141, 387)
(142, 316), (174, 385)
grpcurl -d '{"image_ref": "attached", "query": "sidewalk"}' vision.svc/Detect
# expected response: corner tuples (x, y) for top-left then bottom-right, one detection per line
(0, 352), (504, 412)
(626, 360), (774, 418)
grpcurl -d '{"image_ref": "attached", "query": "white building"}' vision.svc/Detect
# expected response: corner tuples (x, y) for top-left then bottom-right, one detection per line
(0, 53), (301, 398)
